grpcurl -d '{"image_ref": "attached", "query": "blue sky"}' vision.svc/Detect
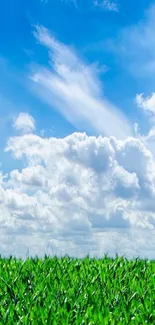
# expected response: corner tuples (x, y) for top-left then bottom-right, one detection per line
(1, 0), (155, 258)
(0, 0), (154, 139)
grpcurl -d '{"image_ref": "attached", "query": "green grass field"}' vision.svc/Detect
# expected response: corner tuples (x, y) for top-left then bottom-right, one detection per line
(0, 255), (155, 324)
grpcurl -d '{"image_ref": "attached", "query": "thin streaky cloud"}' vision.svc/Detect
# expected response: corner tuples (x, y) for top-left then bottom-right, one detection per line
(30, 25), (132, 139)
(94, 0), (119, 12)
(114, 4), (155, 78)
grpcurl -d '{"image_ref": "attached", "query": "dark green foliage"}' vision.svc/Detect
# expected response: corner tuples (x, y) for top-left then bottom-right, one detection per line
(0, 255), (155, 324)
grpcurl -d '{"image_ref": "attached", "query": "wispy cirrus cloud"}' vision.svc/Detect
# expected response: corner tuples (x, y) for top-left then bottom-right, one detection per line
(53, 0), (119, 12)
(30, 25), (132, 139)
(94, 0), (119, 12)
(114, 4), (155, 79)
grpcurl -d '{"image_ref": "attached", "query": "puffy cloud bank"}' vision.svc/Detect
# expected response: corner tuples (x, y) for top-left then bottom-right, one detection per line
(1, 114), (155, 259)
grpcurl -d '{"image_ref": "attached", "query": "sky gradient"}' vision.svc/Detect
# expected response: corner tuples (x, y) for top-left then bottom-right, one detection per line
(1, 0), (155, 259)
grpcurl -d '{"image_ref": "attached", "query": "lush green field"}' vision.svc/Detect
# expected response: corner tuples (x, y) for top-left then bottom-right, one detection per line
(0, 255), (155, 324)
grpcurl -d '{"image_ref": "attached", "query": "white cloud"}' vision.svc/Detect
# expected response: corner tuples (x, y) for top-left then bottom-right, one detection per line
(30, 25), (132, 139)
(136, 93), (155, 117)
(94, 0), (119, 12)
(0, 118), (155, 258)
(13, 112), (35, 134)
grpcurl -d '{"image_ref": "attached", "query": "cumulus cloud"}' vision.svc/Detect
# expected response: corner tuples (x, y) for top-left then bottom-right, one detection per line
(135, 92), (155, 151)
(136, 93), (155, 117)
(13, 112), (35, 133)
(30, 25), (132, 139)
(0, 116), (155, 258)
